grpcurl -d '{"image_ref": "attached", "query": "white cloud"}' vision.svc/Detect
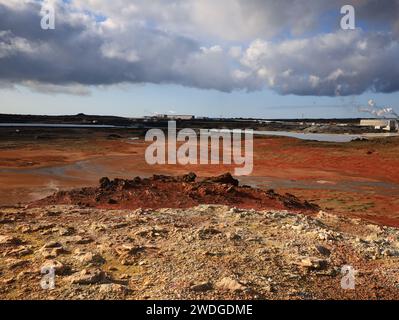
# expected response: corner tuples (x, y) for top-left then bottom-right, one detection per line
(240, 30), (399, 95)
(71, 0), (344, 41)
(0, 0), (398, 96)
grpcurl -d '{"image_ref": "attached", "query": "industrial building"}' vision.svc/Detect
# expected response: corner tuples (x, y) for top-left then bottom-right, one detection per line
(145, 114), (195, 120)
(360, 119), (399, 131)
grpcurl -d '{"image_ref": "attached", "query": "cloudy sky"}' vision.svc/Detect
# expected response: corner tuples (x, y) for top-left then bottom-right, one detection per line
(1, 0), (399, 118)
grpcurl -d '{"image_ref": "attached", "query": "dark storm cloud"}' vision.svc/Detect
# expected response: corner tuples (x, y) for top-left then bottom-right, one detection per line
(0, 1), (244, 92)
(0, 0), (398, 96)
(355, 0), (399, 26)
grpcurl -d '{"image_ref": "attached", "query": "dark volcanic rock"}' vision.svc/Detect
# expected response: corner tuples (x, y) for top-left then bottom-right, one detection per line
(183, 172), (197, 183)
(203, 173), (239, 186)
(99, 177), (111, 189)
(32, 173), (319, 213)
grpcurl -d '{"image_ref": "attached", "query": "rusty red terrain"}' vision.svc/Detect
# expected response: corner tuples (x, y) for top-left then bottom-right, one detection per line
(32, 173), (319, 212)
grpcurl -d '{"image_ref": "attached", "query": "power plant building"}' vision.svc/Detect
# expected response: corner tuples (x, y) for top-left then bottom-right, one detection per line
(360, 119), (399, 131)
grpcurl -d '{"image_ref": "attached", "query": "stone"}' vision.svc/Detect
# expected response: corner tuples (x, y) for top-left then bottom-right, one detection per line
(41, 260), (70, 275)
(8, 259), (29, 269)
(182, 172), (197, 183)
(381, 248), (399, 257)
(99, 177), (111, 189)
(0, 235), (23, 246)
(216, 277), (246, 292)
(318, 230), (338, 241)
(197, 227), (221, 240)
(6, 246), (32, 257)
(42, 241), (63, 249)
(315, 245), (331, 256)
(226, 232), (241, 241)
(115, 244), (145, 256)
(135, 226), (168, 238)
(45, 211), (61, 217)
(0, 217), (14, 224)
(110, 222), (128, 230)
(75, 236), (94, 245)
(42, 248), (63, 259)
(16, 270), (35, 281)
(58, 227), (75, 236)
(203, 173), (239, 186)
(37, 223), (57, 230)
(98, 283), (130, 295)
(3, 277), (15, 285)
(40, 243), (66, 259)
(190, 282), (213, 292)
(263, 283), (274, 293)
(69, 269), (105, 285)
(75, 251), (106, 266)
(298, 257), (328, 270)
(40, 229), (55, 236)
(90, 223), (108, 232)
(17, 225), (32, 233)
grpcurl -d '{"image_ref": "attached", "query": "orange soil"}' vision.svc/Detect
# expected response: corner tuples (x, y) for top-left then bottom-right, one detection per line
(1, 134), (398, 226)
(32, 173), (319, 213)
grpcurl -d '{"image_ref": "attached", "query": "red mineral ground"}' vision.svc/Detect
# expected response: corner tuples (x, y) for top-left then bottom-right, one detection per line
(32, 172), (319, 212)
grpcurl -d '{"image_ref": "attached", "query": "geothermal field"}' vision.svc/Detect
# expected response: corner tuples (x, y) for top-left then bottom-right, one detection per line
(1, 116), (399, 300)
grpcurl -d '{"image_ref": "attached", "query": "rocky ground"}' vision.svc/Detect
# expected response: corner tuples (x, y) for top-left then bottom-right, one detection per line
(1, 201), (399, 299)
(32, 173), (318, 212)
